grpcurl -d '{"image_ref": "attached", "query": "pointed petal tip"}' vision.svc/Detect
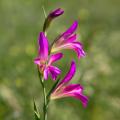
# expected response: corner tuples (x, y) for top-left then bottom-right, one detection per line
(78, 51), (86, 59)
(59, 60), (76, 84)
(71, 60), (76, 70)
(70, 42), (86, 59)
(62, 20), (78, 38)
(38, 32), (45, 42)
(55, 8), (64, 15)
(56, 52), (64, 58)
(48, 53), (63, 65)
(82, 96), (89, 108)
(73, 20), (78, 27)
(38, 32), (47, 45)
(69, 60), (76, 77)
(71, 20), (78, 31)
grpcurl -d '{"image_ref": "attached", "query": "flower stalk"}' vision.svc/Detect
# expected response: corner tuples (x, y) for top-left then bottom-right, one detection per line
(37, 68), (49, 120)
(43, 82), (47, 120)
(34, 7), (89, 120)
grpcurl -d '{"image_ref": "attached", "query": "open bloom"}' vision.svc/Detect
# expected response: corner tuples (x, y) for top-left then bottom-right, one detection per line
(34, 32), (63, 80)
(51, 21), (86, 59)
(50, 61), (88, 107)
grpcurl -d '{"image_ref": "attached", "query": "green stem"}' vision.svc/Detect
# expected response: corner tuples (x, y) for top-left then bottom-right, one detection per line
(38, 69), (49, 120)
(43, 81), (47, 120)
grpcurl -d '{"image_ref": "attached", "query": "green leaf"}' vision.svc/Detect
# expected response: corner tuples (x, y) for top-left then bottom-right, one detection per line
(33, 99), (41, 120)
(47, 78), (60, 99)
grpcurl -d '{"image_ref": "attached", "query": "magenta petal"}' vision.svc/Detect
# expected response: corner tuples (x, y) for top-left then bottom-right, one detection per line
(62, 21), (78, 38)
(72, 93), (88, 108)
(49, 66), (61, 80)
(48, 53), (63, 65)
(55, 41), (85, 59)
(59, 61), (76, 85)
(65, 34), (77, 43)
(70, 42), (86, 58)
(38, 32), (49, 60)
(63, 84), (88, 107)
(51, 83), (88, 107)
(44, 68), (49, 80)
(64, 84), (83, 92)
(34, 57), (40, 65)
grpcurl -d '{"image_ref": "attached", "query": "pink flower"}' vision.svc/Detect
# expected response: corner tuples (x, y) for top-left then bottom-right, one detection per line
(34, 32), (63, 80)
(50, 61), (88, 107)
(51, 21), (86, 59)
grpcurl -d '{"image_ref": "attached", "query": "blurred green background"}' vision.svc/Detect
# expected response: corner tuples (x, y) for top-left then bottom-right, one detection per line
(0, 0), (120, 120)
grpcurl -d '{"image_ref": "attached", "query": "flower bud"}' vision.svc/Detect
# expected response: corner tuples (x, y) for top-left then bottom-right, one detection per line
(49, 8), (64, 18)
(43, 8), (64, 32)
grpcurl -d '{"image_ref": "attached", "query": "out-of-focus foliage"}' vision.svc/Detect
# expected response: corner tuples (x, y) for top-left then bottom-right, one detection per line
(0, 0), (120, 120)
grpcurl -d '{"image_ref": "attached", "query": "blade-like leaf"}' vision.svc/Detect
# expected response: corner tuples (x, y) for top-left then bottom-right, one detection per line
(47, 78), (60, 99)
(33, 99), (41, 120)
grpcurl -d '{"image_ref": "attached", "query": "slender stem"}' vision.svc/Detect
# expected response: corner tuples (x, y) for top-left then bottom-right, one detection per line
(37, 68), (49, 120)
(38, 6), (51, 120)
(42, 80), (47, 120)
